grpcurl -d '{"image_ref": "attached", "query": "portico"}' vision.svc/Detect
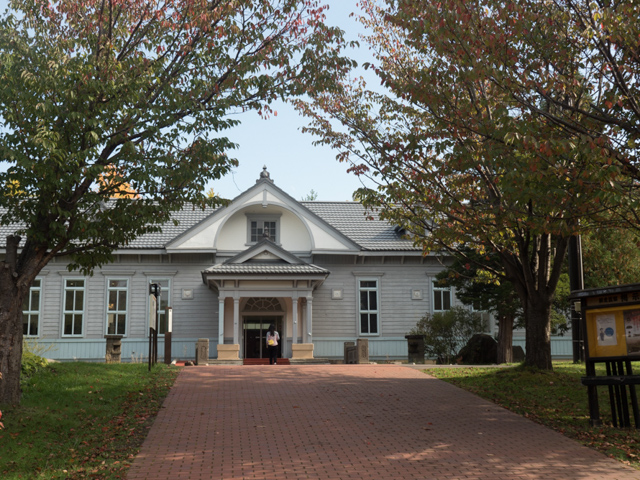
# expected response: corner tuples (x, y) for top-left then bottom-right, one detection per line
(202, 239), (329, 360)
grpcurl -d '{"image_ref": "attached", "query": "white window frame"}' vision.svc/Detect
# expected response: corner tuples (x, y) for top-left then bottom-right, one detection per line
(148, 278), (171, 335)
(62, 278), (86, 337)
(433, 283), (452, 312)
(246, 214), (281, 244)
(358, 277), (380, 336)
(106, 278), (129, 336)
(23, 278), (42, 337)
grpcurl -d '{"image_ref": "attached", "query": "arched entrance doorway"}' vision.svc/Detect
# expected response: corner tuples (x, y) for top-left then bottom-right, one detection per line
(242, 298), (284, 359)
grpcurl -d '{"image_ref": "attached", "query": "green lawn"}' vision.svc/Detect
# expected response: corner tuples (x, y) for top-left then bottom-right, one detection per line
(425, 362), (640, 469)
(0, 363), (179, 479)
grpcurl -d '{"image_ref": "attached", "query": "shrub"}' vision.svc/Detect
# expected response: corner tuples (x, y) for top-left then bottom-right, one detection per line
(21, 350), (48, 379)
(21, 340), (51, 379)
(410, 306), (484, 364)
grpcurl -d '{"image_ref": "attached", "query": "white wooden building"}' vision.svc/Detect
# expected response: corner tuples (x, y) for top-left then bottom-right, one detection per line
(11, 168), (573, 362)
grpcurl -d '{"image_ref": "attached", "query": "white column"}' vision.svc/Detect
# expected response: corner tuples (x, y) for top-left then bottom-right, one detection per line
(306, 296), (313, 343)
(300, 299), (306, 340)
(218, 297), (225, 346)
(233, 297), (240, 346)
(292, 297), (298, 345)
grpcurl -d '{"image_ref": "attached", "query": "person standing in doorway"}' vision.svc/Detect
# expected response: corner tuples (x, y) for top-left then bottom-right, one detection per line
(266, 324), (280, 365)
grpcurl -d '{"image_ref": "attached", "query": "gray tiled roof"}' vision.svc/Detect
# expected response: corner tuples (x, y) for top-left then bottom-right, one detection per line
(126, 205), (218, 249)
(1, 201), (417, 252)
(302, 202), (418, 251)
(0, 205), (218, 249)
(203, 263), (329, 275)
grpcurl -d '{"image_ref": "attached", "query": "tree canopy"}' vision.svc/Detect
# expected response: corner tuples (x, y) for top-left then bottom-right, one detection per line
(582, 227), (640, 288)
(0, 0), (352, 273)
(0, 0), (353, 404)
(299, 0), (640, 369)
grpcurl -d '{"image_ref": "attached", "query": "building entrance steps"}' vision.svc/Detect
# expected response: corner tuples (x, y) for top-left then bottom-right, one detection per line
(243, 358), (290, 365)
(126, 365), (640, 480)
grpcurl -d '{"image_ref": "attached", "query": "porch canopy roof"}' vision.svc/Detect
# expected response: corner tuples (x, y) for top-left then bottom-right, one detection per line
(201, 263), (329, 293)
(201, 238), (329, 294)
(204, 263), (329, 275)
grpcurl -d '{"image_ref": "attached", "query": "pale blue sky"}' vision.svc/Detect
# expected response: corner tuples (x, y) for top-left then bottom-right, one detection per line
(0, 0), (373, 201)
(209, 1), (371, 202)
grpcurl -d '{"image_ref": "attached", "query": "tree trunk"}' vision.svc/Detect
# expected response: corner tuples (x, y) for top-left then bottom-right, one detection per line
(524, 293), (553, 370)
(1, 235), (26, 404)
(0, 279), (26, 405)
(496, 314), (514, 364)
(500, 232), (568, 371)
(0, 235), (47, 404)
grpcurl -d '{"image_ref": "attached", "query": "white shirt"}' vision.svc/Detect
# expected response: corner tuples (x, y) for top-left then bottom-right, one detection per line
(266, 331), (279, 346)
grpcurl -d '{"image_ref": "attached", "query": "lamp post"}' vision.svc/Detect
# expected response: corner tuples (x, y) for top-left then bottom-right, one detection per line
(568, 235), (584, 363)
(148, 283), (161, 370)
(165, 307), (173, 365)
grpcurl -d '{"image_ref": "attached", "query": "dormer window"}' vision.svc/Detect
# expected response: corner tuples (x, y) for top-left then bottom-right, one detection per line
(251, 220), (276, 242)
(247, 214), (281, 244)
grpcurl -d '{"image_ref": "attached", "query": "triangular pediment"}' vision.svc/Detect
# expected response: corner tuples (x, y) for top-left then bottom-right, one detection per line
(166, 170), (361, 254)
(246, 250), (281, 262)
(226, 239), (303, 265)
(201, 237), (330, 282)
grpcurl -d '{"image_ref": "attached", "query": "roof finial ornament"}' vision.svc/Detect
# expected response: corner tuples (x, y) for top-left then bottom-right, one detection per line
(258, 165), (273, 183)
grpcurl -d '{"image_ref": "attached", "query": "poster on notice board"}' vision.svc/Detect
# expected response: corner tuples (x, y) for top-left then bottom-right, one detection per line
(623, 309), (640, 355)
(596, 313), (617, 347)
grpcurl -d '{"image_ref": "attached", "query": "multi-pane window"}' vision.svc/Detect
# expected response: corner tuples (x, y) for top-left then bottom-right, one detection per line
(63, 279), (85, 336)
(359, 279), (379, 335)
(250, 220), (277, 242)
(149, 279), (170, 334)
(433, 285), (451, 311)
(106, 279), (128, 335)
(247, 214), (280, 244)
(22, 279), (42, 337)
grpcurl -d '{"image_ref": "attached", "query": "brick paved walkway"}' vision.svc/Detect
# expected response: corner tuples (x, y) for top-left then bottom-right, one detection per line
(126, 365), (639, 480)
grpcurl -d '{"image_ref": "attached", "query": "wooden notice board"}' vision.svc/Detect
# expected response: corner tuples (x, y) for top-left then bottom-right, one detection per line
(585, 306), (640, 358)
(582, 288), (640, 359)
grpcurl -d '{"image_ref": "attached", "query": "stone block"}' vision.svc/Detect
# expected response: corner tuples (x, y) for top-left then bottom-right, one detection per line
(217, 344), (240, 361)
(344, 341), (355, 364)
(356, 338), (369, 364)
(513, 345), (526, 363)
(346, 345), (357, 364)
(104, 335), (123, 364)
(292, 343), (314, 360)
(457, 334), (497, 365)
(196, 338), (209, 365)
